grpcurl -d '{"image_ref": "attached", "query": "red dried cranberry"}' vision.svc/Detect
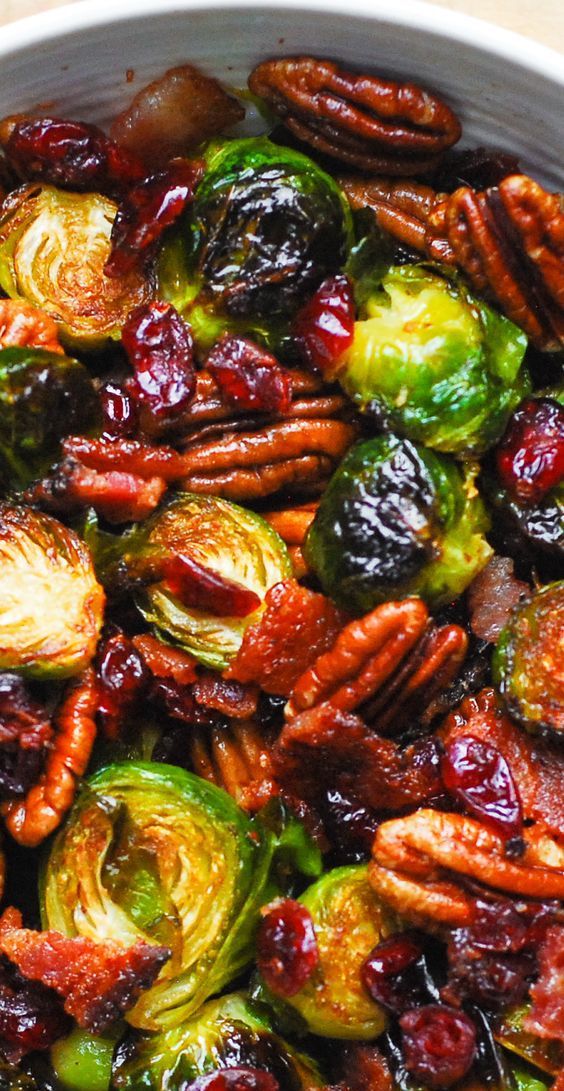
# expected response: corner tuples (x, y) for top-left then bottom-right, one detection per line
(161, 553), (261, 617)
(149, 678), (224, 728)
(322, 788), (379, 861)
(496, 397), (564, 505)
(100, 382), (138, 439)
(399, 1004), (477, 1089)
(122, 301), (196, 434)
(206, 335), (292, 415)
(0, 675), (52, 798)
(257, 899), (319, 998)
(362, 933), (428, 1014)
(2, 117), (145, 193)
(293, 274), (355, 374)
(105, 157), (203, 277)
(0, 958), (69, 1061)
(96, 628), (149, 739)
(441, 735), (523, 840)
(185, 1070), (278, 1091)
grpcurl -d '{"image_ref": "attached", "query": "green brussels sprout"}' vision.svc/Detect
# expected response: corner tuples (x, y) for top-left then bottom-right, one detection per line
(494, 1003), (564, 1080)
(304, 433), (492, 612)
(0, 503), (104, 677)
(118, 492), (292, 669)
(511, 1061), (552, 1091)
(259, 866), (398, 1040)
(0, 346), (98, 487)
(51, 1026), (122, 1091)
(338, 264), (529, 456)
(42, 761), (319, 1032)
(0, 184), (151, 348)
(111, 992), (323, 1091)
(493, 581), (564, 735)
(159, 137), (352, 353)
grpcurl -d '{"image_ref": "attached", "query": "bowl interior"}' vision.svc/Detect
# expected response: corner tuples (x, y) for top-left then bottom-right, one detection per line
(0, 0), (561, 187)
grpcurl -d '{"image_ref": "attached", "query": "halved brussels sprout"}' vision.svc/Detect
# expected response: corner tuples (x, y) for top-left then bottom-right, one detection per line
(111, 992), (323, 1091)
(0, 346), (98, 487)
(338, 264), (529, 456)
(42, 762), (316, 1032)
(0, 504), (104, 677)
(123, 492), (292, 669)
(304, 434), (492, 613)
(0, 185), (151, 348)
(493, 581), (564, 735)
(51, 1026), (121, 1091)
(259, 866), (398, 1040)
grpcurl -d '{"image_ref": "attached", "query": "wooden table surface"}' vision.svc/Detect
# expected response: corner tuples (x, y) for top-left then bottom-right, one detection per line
(0, 0), (562, 50)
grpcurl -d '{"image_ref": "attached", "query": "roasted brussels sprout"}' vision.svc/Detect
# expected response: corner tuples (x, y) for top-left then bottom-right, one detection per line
(338, 264), (529, 456)
(162, 137), (352, 352)
(304, 434), (492, 612)
(0, 185), (151, 348)
(258, 867), (398, 1039)
(494, 1003), (564, 1080)
(0, 504), (104, 677)
(51, 1027), (121, 1091)
(111, 992), (323, 1091)
(0, 347), (98, 487)
(493, 581), (564, 735)
(119, 492), (292, 669)
(43, 761), (316, 1032)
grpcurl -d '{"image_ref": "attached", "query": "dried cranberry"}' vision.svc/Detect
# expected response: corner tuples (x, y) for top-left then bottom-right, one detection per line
(0, 957), (69, 1061)
(96, 629), (149, 740)
(399, 1004), (477, 1089)
(432, 147), (521, 191)
(496, 397), (564, 505)
(161, 553), (261, 617)
(322, 788), (379, 862)
(122, 301), (196, 434)
(441, 735), (523, 840)
(293, 274), (355, 374)
(2, 116), (144, 193)
(0, 675), (52, 799)
(185, 1070), (278, 1091)
(206, 335), (292, 415)
(362, 933), (429, 1014)
(105, 157), (203, 277)
(100, 382), (138, 439)
(257, 899), (319, 998)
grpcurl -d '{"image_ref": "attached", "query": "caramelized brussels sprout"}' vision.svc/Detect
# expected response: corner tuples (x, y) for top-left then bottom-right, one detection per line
(120, 492), (292, 669)
(493, 581), (564, 735)
(43, 762), (315, 1032)
(339, 265), (529, 456)
(304, 434), (492, 612)
(51, 1027), (121, 1091)
(258, 867), (398, 1039)
(0, 347), (98, 487)
(111, 992), (323, 1091)
(0, 504), (104, 677)
(0, 185), (151, 348)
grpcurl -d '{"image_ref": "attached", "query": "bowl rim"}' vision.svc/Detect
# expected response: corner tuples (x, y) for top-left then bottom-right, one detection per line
(0, 0), (562, 88)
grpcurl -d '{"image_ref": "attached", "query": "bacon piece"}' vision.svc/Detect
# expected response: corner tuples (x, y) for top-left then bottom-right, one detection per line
(0, 299), (63, 354)
(225, 579), (343, 695)
(192, 672), (258, 720)
(0, 908), (170, 1033)
(28, 458), (166, 524)
(467, 556), (528, 643)
(132, 633), (198, 685)
(525, 926), (564, 1041)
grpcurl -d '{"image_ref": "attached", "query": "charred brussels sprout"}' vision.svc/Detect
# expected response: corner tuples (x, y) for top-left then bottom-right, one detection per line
(0, 504), (104, 677)
(177, 137), (351, 346)
(339, 265), (529, 456)
(304, 434), (492, 612)
(0, 185), (151, 348)
(111, 992), (323, 1091)
(0, 347), (98, 487)
(43, 762), (314, 1032)
(493, 582), (564, 735)
(120, 492), (292, 669)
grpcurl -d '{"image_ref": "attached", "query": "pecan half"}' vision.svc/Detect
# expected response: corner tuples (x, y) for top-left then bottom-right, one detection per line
(189, 719), (276, 811)
(249, 58), (461, 175)
(341, 172), (564, 349)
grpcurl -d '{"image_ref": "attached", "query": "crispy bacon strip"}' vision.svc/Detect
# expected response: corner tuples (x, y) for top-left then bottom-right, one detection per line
(525, 925), (564, 1042)
(0, 907), (170, 1033)
(132, 633), (198, 685)
(28, 458), (166, 524)
(0, 299), (63, 354)
(3, 669), (97, 847)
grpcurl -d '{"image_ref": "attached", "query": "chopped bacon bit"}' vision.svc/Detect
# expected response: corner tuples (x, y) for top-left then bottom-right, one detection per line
(336, 1044), (395, 1091)
(206, 335), (293, 415)
(0, 299), (64, 354)
(27, 458), (166, 523)
(467, 556), (528, 643)
(193, 672), (258, 720)
(0, 908), (170, 1034)
(525, 926), (564, 1041)
(225, 579), (344, 695)
(161, 553), (262, 617)
(132, 633), (198, 685)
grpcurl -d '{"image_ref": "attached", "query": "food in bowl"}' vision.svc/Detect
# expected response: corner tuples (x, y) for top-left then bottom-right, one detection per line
(0, 47), (560, 1091)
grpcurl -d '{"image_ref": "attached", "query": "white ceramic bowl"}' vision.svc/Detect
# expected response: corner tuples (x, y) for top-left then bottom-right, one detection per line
(0, 0), (562, 190)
